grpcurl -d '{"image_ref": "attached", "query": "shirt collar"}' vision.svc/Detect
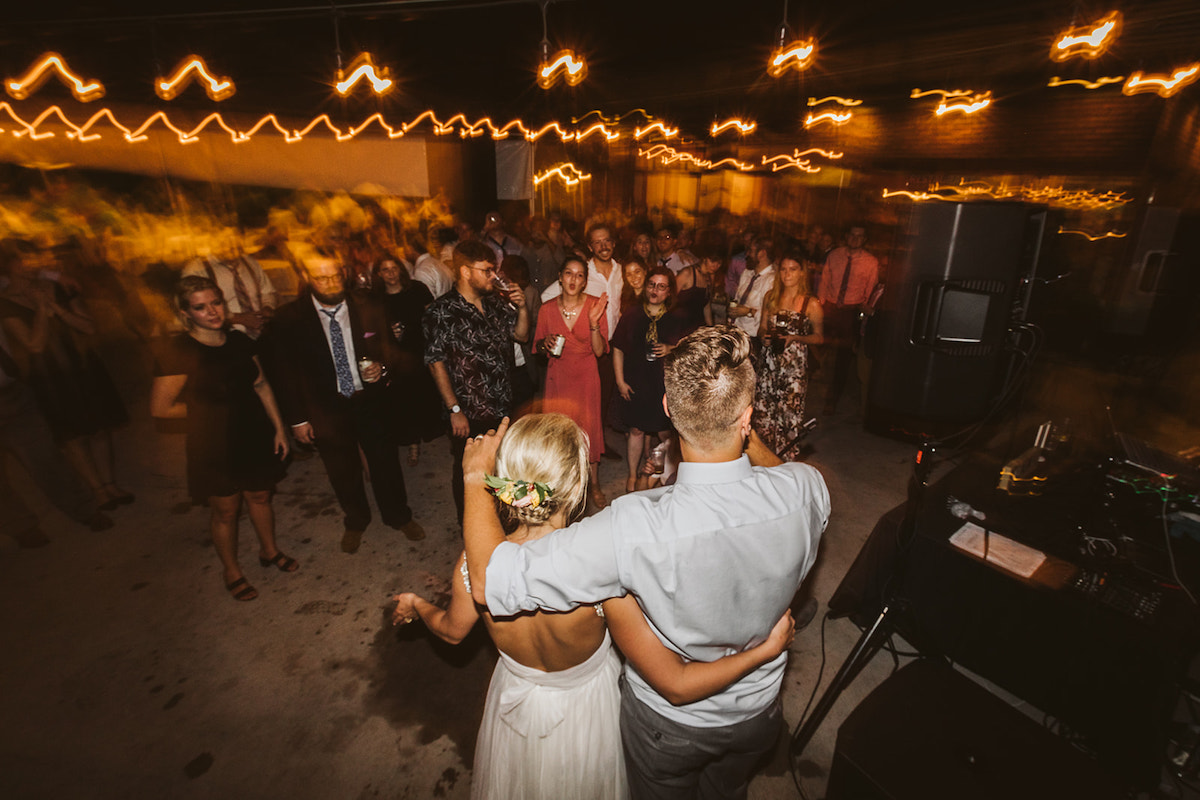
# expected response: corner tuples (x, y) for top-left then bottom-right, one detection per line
(675, 454), (754, 485)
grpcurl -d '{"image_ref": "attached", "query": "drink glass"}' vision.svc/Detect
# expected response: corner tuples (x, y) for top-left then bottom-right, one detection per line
(358, 357), (379, 383)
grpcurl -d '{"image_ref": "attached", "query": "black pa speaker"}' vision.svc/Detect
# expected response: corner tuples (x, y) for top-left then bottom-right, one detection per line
(867, 202), (1041, 425)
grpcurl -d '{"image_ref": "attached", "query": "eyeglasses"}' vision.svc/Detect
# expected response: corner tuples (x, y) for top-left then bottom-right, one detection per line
(647, 282), (670, 290)
(656, 233), (674, 240)
(471, 266), (497, 274)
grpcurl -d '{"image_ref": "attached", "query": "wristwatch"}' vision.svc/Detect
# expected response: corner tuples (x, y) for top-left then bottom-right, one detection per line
(449, 404), (461, 414)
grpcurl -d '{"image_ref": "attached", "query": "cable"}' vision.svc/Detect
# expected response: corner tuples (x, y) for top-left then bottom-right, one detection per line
(1161, 489), (1199, 605)
(788, 610), (830, 800)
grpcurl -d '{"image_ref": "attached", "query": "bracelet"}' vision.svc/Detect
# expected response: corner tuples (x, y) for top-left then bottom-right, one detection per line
(590, 325), (600, 332)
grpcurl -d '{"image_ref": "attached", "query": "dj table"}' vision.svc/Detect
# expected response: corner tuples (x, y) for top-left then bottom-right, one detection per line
(829, 455), (1200, 787)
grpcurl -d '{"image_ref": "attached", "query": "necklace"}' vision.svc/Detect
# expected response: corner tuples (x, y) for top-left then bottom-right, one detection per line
(559, 297), (583, 319)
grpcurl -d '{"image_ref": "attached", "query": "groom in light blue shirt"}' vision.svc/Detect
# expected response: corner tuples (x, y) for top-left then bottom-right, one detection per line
(463, 326), (830, 799)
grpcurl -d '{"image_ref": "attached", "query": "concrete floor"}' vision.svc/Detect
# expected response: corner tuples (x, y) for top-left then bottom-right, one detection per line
(0, 351), (1055, 799)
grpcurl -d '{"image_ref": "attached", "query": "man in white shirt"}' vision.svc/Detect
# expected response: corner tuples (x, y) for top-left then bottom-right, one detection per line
(462, 326), (829, 798)
(183, 234), (276, 338)
(654, 226), (699, 274)
(540, 223), (623, 340)
(730, 237), (776, 337)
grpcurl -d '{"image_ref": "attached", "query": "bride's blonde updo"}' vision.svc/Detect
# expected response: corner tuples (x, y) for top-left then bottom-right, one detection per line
(493, 413), (590, 528)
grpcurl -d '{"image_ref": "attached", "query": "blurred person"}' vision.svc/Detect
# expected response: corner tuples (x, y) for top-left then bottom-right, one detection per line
(252, 224), (307, 300)
(0, 314), (112, 546)
(618, 257), (647, 316)
(675, 227), (698, 267)
(392, 413), (796, 800)
(629, 232), (657, 271)
(151, 277), (293, 601)
(817, 225), (878, 415)
(611, 266), (683, 494)
(533, 257), (609, 508)
(754, 253), (824, 457)
(653, 226), (697, 274)
(729, 237), (777, 338)
(423, 241), (529, 524)
(374, 258), (442, 467)
(412, 228), (455, 299)
(261, 249), (425, 553)
(183, 230), (276, 339)
(482, 211), (524, 268)
(725, 230), (756, 297)
(461, 327), (830, 800)
(499, 255), (538, 406)
(0, 238), (133, 512)
(674, 246), (723, 331)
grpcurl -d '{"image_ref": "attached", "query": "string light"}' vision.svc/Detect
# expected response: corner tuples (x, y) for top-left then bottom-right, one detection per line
(6, 52), (104, 102)
(156, 56), (235, 101)
(1047, 76), (1125, 90)
(335, 52), (392, 96)
(910, 88), (974, 99)
(804, 110), (852, 127)
(571, 109), (653, 124)
(633, 121), (679, 139)
(761, 153), (820, 173)
(537, 49), (587, 89)
(883, 181), (1130, 209)
(1122, 64), (1200, 98)
(1057, 226), (1127, 241)
(1051, 11), (1122, 62)
(638, 145), (753, 171)
(533, 162), (591, 186)
(710, 118), (756, 136)
(807, 96), (861, 107)
(935, 92), (991, 116)
(768, 39), (816, 77)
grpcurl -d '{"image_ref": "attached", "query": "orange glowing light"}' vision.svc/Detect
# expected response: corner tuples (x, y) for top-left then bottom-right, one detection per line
(1047, 76), (1125, 89)
(804, 111), (852, 127)
(634, 121), (679, 140)
(935, 92), (992, 116)
(1057, 226), (1127, 241)
(572, 109), (653, 125)
(156, 56), (235, 101)
(537, 49), (587, 89)
(6, 52), (104, 102)
(638, 145), (753, 171)
(335, 53), (392, 96)
(807, 96), (861, 107)
(911, 88), (973, 100)
(534, 163), (592, 187)
(1122, 64), (1200, 97)
(768, 39), (816, 77)
(1051, 11), (1122, 62)
(883, 182), (1130, 210)
(710, 118), (756, 136)
(761, 154), (820, 173)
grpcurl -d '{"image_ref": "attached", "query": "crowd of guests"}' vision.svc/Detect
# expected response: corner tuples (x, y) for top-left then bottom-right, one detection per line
(1, 202), (875, 797)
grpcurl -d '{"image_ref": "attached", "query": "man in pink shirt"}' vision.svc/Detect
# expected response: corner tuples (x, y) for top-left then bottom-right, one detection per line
(818, 225), (878, 415)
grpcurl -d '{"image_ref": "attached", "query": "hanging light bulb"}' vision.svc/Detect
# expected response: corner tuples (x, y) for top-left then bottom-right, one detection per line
(7, 52), (104, 102)
(536, 2), (586, 89)
(767, 2), (815, 78)
(335, 52), (392, 96)
(1051, 11), (1122, 62)
(156, 56), (235, 101)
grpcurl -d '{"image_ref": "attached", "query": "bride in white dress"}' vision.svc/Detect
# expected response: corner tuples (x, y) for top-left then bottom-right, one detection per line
(393, 413), (794, 800)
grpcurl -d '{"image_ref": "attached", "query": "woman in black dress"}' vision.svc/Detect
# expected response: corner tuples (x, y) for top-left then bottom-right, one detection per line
(611, 266), (684, 494)
(151, 277), (293, 602)
(374, 257), (442, 465)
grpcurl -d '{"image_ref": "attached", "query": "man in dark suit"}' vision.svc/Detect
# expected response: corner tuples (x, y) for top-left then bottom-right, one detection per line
(261, 250), (424, 553)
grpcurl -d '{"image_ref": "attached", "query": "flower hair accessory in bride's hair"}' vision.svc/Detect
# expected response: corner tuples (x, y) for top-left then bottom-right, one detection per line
(484, 474), (554, 509)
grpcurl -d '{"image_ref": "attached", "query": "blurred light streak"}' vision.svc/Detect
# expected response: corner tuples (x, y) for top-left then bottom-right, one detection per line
(804, 111), (852, 127)
(537, 50), (587, 89)
(1122, 64), (1200, 97)
(7, 52), (104, 102)
(634, 122), (679, 140)
(935, 92), (991, 116)
(883, 182), (1130, 209)
(1057, 226), (1127, 241)
(761, 153), (820, 173)
(807, 96), (861, 107)
(910, 88), (973, 99)
(1048, 76), (1125, 89)
(638, 145), (752, 171)
(1051, 11), (1122, 62)
(533, 162), (591, 187)
(571, 109), (653, 124)
(710, 119), (756, 136)
(335, 53), (392, 96)
(768, 40), (816, 77)
(156, 56), (234, 101)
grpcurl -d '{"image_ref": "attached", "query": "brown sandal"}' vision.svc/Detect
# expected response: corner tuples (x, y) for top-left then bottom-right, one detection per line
(225, 577), (258, 601)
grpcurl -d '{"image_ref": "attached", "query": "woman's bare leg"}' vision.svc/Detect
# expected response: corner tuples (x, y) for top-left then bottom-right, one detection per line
(243, 489), (280, 560)
(209, 494), (244, 585)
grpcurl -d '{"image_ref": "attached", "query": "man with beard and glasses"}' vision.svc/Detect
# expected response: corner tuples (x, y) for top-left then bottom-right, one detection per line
(261, 250), (425, 554)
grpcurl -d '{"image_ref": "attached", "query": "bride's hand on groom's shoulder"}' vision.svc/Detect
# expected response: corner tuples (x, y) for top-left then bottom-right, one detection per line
(462, 416), (510, 479)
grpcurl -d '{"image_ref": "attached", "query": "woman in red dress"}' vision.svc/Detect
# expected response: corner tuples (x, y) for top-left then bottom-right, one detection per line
(534, 256), (610, 508)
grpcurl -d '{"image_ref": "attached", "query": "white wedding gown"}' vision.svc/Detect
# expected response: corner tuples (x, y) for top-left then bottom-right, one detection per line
(471, 630), (627, 799)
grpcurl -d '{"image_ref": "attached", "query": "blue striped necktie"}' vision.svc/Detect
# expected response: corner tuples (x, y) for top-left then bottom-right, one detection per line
(321, 305), (355, 397)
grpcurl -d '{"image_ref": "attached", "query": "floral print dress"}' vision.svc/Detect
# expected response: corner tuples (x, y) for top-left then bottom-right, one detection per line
(753, 300), (813, 458)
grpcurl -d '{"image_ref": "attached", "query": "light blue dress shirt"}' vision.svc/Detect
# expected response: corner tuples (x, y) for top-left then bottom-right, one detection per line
(485, 454), (830, 727)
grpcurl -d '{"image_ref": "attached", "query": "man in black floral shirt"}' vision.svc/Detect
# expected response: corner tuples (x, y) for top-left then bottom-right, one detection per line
(424, 240), (529, 523)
